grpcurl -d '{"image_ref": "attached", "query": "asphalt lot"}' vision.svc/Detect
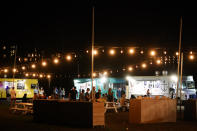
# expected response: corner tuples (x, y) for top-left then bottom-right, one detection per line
(0, 102), (197, 131)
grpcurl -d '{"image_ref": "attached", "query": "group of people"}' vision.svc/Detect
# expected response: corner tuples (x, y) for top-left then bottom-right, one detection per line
(68, 86), (116, 103)
(6, 86), (16, 106)
(33, 87), (45, 99)
(53, 87), (66, 99)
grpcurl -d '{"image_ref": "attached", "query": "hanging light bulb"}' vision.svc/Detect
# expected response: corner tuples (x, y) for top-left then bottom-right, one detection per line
(4, 69), (8, 73)
(31, 64), (36, 69)
(53, 58), (59, 64)
(128, 48), (135, 54)
(42, 61), (47, 66)
(150, 50), (156, 56)
(189, 54), (194, 60)
(47, 74), (51, 78)
(141, 63), (147, 68)
(128, 66), (133, 71)
(156, 59), (161, 65)
(22, 66), (26, 70)
(109, 49), (115, 55)
(66, 55), (72, 61)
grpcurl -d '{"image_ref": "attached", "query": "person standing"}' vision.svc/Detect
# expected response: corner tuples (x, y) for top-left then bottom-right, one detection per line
(62, 88), (65, 99)
(147, 89), (150, 97)
(90, 86), (96, 101)
(54, 87), (59, 99)
(95, 89), (101, 99)
(69, 87), (78, 101)
(10, 87), (16, 106)
(6, 86), (11, 104)
(85, 88), (90, 101)
(59, 88), (63, 99)
(107, 88), (113, 102)
(34, 86), (39, 100)
(39, 87), (44, 99)
(79, 89), (85, 101)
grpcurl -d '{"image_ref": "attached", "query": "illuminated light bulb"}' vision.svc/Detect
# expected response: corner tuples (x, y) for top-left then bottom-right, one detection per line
(150, 50), (156, 56)
(120, 50), (123, 54)
(164, 51), (167, 55)
(22, 66), (26, 70)
(24, 58), (28, 62)
(129, 48), (134, 54)
(176, 52), (179, 56)
(66, 55), (72, 61)
(86, 50), (89, 53)
(4, 69), (8, 73)
(25, 73), (29, 77)
(156, 60), (161, 64)
(33, 73), (36, 77)
(128, 67), (133, 71)
(93, 50), (98, 55)
(109, 49), (115, 55)
(53, 58), (59, 64)
(47, 75), (51, 78)
(31, 64), (36, 69)
(13, 68), (17, 73)
(190, 51), (193, 54)
(103, 71), (108, 75)
(39, 74), (43, 78)
(141, 63), (147, 68)
(42, 61), (47, 66)
(189, 55), (194, 60)
(93, 73), (96, 77)
(140, 51), (144, 54)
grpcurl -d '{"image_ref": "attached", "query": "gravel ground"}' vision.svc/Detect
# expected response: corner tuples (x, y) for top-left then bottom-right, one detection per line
(0, 103), (197, 131)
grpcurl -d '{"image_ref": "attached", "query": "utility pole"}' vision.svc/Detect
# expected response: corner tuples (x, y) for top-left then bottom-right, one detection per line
(91, 6), (95, 101)
(179, 52), (183, 119)
(176, 17), (183, 99)
(12, 45), (17, 88)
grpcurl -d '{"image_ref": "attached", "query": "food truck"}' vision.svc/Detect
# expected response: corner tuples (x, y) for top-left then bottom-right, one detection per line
(0, 78), (38, 99)
(74, 75), (196, 100)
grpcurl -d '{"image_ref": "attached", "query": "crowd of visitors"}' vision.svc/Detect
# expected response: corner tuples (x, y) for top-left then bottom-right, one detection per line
(5, 85), (127, 106)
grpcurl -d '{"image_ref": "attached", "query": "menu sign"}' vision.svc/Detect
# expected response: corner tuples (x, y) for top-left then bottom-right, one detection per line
(17, 80), (25, 90)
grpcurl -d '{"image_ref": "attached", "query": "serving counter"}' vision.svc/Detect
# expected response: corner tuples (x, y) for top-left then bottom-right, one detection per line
(129, 99), (176, 123)
(33, 100), (105, 127)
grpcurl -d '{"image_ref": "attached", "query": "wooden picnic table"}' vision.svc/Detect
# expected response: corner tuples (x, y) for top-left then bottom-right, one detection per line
(10, 102), (33, 115)
(105, 102), (118, 113)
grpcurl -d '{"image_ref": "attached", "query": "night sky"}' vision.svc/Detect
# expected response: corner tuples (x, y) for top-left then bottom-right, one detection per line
(1, 1), (197, 91)
(1, 1), (197, 77)
(1, 1), (197, 50)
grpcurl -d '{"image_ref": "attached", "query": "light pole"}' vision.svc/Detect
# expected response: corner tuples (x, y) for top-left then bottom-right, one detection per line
(91, 6), (95, 101)
(176, 17), (183, 99)
(12, 45), (17, 88)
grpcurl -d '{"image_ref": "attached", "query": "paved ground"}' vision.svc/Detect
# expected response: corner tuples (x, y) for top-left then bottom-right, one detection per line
(0, 103), (197, 131)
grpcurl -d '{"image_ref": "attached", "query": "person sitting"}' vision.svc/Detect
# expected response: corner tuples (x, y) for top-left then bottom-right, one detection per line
(96, 93), (106, 103)
(130, 95), (136, 99)
(22, 93), (27, 103)
(120, 94), (127, 111)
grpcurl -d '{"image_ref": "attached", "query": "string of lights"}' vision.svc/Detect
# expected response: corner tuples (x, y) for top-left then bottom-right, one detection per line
(0, 46), (196, 79)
